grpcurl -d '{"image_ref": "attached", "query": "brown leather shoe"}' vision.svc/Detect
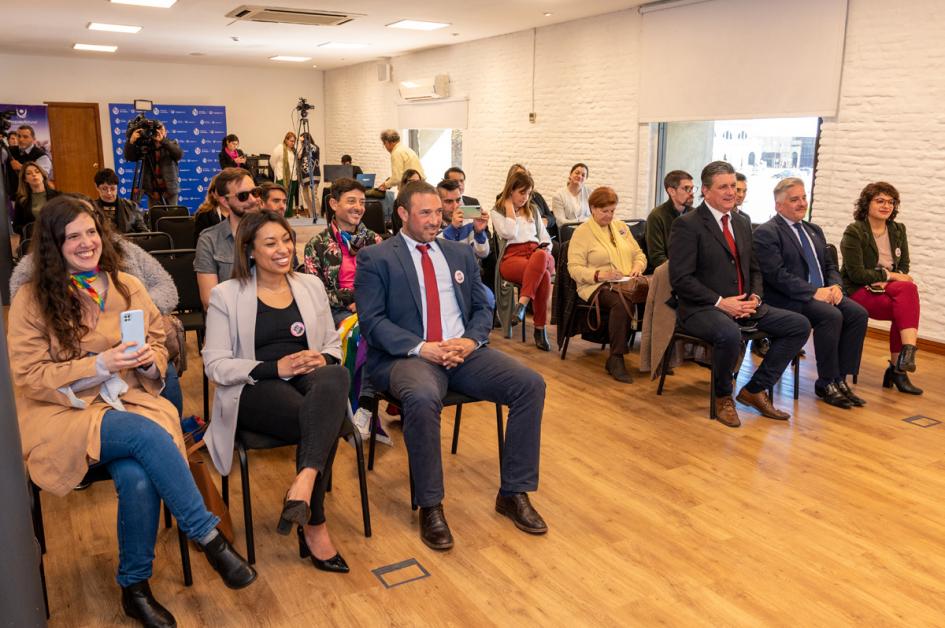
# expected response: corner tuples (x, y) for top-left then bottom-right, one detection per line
(419, 504), (454, 550)
(495, 493), (548, 534)
(736, 387), (790, 420)
(714, 397), (741, 428)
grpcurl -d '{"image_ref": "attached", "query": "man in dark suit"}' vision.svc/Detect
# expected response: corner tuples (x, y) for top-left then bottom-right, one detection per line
(668, 161), (810, 428)
(753, 178), (868, 409)
(355, 181), (547, 550)
(645, 169), (694, 273)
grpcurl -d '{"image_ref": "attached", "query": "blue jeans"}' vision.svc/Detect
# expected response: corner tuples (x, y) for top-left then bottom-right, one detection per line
(161, 363), (183, 418)
(98, 410), (219, 587)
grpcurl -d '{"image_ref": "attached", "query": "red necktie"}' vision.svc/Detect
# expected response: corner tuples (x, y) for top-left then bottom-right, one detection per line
(721, 214), (744, 294)
(417, 244), (443, 342)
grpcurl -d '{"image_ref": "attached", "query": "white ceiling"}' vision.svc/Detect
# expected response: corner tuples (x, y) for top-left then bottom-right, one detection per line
(1, 0), (644, 70)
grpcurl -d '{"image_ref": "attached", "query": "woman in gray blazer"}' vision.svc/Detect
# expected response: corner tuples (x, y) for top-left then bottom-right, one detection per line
(202, 210), (352, 573)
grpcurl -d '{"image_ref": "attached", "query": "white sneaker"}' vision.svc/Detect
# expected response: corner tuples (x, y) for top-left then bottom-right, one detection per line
(352, 407), (372, 440)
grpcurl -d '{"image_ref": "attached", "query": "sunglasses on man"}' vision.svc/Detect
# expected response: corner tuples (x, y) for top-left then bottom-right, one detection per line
(228, 187), (262, 202)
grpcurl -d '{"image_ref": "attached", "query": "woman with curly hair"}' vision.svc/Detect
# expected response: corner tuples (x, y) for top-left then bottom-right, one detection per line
(840, 181), (922, 394)
(7, 195), (256, 626)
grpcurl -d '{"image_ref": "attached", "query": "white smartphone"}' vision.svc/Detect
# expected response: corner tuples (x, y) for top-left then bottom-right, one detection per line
(459, 205), (482, 220)
(120, 309), (147, 354)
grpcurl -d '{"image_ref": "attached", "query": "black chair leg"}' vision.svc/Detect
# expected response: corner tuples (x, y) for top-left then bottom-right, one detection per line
(39, 554), (49, 619)
(450, 404), (463, 454)
(560, 335), (571, 360)
(221, 474), (229, 507)
(177, 524), (193, 586)
(368, 399), (379, 471)
(30, 481), (46, 554)
(656, 336), (676, 395)
(709, 362), (718, 420)
(351, 431), (372, 538)
(495, 404), (505, 463)
(197, 328), (209, 420)
(237, 443), (255, 565)
(793, 355), (800, 400)
(408, 464), (417, 511)
(163, 501), (171, 529)
(326, 468), (332, 493)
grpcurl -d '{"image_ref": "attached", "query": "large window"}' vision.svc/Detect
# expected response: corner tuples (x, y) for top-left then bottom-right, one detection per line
(656, 117), (820, 223)
(406, 129), (463, 183)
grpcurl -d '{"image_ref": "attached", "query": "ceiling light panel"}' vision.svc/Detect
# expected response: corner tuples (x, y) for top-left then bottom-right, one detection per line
(74, 43), (118, 52)
(386, 19), (450, 31)
(109, 0), (177, 7)
(317, 42), (369, 49)
(88, 22), (142, 33)
(270, 55), (311, 62)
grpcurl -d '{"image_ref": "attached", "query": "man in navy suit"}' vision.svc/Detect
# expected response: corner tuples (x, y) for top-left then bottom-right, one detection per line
(669, 161), (811, 428)
(753, 178), (868, 409)
(355, 181), (547, 550)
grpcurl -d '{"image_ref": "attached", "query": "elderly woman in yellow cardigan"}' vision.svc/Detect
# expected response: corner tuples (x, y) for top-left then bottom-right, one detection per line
(567, 186), (647, 383)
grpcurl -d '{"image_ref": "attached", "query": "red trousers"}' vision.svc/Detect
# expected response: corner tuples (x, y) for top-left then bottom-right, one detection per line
(500, 242), (554, 326)
(849, 281), (920, 353)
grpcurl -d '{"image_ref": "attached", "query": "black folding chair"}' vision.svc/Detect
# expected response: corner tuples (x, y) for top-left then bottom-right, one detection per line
(362, 199), (386, 234)
(157, 215), (197, 249)
(148, 205), (188, 231)
(124, 231), (173, 253)
(151, 249), (209, 418)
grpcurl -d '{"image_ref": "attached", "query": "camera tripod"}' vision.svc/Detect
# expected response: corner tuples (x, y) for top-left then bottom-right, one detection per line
(290, 103), (318, 219)
(129, 147), (167, 207)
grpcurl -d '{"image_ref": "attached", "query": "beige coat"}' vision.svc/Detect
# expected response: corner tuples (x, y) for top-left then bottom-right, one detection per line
(568, 219), (647, 302)
(8, 272), (183, 496)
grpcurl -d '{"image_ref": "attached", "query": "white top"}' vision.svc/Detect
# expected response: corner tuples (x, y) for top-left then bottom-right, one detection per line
(398, 231), (465, 349)
(551, 185), (591, 225)
(490, 209), (552, 245)
(269, 143), (298, 182)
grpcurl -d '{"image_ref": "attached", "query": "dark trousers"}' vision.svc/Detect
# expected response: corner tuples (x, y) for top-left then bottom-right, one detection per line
(681, 306), (810, 397)
(801, 297), (868, 382)
(388, 347), (545, 508)
(237, 365), (350, 525)
(592, 287), (633, 356)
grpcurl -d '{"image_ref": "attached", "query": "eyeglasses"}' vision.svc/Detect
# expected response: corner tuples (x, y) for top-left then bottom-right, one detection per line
(873, 197), (898, 207)
(228, 187), (262, 202)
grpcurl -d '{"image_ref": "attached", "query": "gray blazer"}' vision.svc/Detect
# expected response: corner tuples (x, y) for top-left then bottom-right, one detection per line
(202, 271), (342, 475)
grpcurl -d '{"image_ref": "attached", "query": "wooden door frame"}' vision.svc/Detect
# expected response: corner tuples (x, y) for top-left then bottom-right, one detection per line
(44, 101), (105, 175)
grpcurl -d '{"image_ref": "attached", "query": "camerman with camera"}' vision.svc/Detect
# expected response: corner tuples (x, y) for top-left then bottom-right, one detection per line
(124, 119), (182, 208)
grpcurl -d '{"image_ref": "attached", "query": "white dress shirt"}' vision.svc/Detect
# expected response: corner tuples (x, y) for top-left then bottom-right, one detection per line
(781, 215), (822, 271)
(399, 231), (466, 354)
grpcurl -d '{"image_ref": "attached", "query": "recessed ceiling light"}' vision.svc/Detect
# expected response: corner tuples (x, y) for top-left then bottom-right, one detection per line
(88, 22), (142, 33)
(270, 55), (311, 62)
(312, 64), (319, 68)
(386, 19), (450, 31)
(74, 43), (118, 52)
(317, 42), (369, 50)
(544, 12), (553, 16)
(110, 0), (177, 7)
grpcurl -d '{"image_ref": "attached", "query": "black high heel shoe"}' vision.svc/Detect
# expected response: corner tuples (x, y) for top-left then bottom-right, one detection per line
(534, 328), (550, 352)
(883, 364), (923, 395)
(297, 526), (349, 573)
(511, 303), (527, 327)
(278, 494), (311, 536)
(896, 344), (917, 373)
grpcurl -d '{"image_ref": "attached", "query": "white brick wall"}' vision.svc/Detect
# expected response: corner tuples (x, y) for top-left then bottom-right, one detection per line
(325, 0), (945, 341)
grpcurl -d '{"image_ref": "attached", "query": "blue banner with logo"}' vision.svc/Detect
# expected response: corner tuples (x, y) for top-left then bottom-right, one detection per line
(108, 103), (226, 213)
(1, 103), (53, 180)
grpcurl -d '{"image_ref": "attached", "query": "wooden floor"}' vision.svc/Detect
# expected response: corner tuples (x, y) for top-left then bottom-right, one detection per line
(34, 317), (945, 627)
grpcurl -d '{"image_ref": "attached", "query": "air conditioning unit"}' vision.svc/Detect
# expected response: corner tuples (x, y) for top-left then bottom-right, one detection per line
(225, 5), (363, 26)
(399, 75), (450, 101)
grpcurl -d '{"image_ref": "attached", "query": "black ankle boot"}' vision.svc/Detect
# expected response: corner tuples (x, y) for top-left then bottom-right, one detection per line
(121, 581), (176, 627)
(883, 364), (923, 395)
(605, 355), (632, 383)
(896, 344), (917, 372)
(202, 532), (257, 589)
(534, 328), (550, 351)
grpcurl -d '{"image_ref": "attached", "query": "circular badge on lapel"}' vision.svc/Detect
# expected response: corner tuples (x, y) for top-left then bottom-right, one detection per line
(454, 270), (465, 284)
(895, 247), (901, 258)
(290, 322), (306, 337)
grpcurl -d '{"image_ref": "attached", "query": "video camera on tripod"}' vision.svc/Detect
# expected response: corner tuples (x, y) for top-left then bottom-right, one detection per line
(296, 97), (315, 117)
(125, 114), (162, 148)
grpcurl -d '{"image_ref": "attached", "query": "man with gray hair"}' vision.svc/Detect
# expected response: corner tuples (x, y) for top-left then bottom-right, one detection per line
(669, 161), (810, 428)
(753, 178), (868, 409)
(377, 129), (424, 192)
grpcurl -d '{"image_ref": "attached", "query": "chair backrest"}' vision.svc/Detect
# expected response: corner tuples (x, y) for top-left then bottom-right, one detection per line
(22, 222), (35, 241)
(150, 249), (201, 313)
(16, 238), (31, 259)
(148, 205), (189, 230)
(626, 219), (647, 253)
(362, 199), (386, 235)
(558, 222), (581, 244)
(825, 243), (840, 269)
(156, 215), (197, 249)
(125, 231), (173, 253)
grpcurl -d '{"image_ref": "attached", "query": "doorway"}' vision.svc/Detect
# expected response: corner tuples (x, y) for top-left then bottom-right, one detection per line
(45, 102), (103, 199)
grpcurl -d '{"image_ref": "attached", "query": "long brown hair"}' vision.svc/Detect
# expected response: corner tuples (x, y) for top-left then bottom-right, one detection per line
(31, 195), (130, 360)
(495, 170), (534, 216)
(231, 210), (296, 282)
(15, 161), (50, 205)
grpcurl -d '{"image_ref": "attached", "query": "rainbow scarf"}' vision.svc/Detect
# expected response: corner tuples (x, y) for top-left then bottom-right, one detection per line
(70, 268), (105, 311)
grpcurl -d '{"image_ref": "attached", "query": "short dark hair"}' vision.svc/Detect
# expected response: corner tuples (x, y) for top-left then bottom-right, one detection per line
(663, 170), (692, 191)
(94, 168), (119, 186)
(400, 169), (422, 188)
(444, 167), (465, 179)
(330, 177), (366, 201)
(570, 163), (589, 176)
(259, 181), (286, 202)
(397, 181), (438, 213)
(735, 172), (747, 182)
(222, 134), (239, 150)
(436, 178), (461, 193)
(700, 161), (735, 189)
(854, 181), (900, 222)
(231, 210), (295, 282)
(341, 154), (352, 164)
(213, 167), (252, 196)
(17, 125), (35, 137)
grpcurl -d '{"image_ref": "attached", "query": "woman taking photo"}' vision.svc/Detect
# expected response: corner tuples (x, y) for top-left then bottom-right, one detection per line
(218, 134), (247, 170)
(492, 170), (554, 351)
(8, 196), (255, 627)
(203, 210), (353, 574)
(13, 161), (60, 235)
(567, 186), (647, 383)
(551, 163), (591, 227)
(270, 131), (299, 217)
(841, 181), (922, 394)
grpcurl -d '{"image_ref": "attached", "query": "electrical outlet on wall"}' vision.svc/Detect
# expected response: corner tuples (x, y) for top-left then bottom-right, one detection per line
(529, 112), (537, 123)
